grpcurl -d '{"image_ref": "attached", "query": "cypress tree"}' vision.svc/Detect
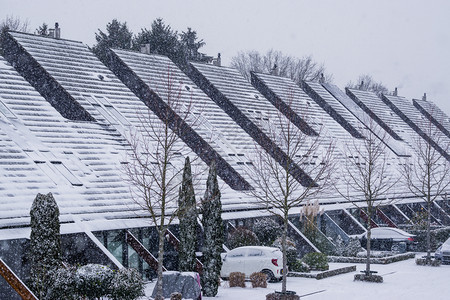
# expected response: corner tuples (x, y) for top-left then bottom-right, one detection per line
(201, 162), (223, 297)
(178, 156), (198, 272)
(29, 192), (62, 298)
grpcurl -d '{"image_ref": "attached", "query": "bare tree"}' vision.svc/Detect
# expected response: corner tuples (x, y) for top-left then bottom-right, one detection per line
(403, 109), (450, 261)
(231, 49), (332, 84)
(1, 15), (30, 54)
(123, 70), (200, 300)
(245, 92), (335, 293)
(346, 74), (389, 97)
(337, 117), (399, 278)
(0, 15), (30, 32)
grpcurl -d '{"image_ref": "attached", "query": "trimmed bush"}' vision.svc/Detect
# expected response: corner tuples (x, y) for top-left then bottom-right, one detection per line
(290, 259), (310, 273)
(250, 272), (267, 288)
(302, 252), (329, 271)
(47, 266), (77, 300)
(109, 268), (144, 300)
(229, 272), (246, 288)
(228, 227), (260, 249)
(416, 258), (441, 267)
(354, 274), (383, 283)
(76, 264), (114, 299)
(266, 291), (299, 300)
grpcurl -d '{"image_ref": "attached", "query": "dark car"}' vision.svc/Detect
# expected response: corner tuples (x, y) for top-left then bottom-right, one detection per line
(435, 237), (450, 264)
(359, 227), (416, 252)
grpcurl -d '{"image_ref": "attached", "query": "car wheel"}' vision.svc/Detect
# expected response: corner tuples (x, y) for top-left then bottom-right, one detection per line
(261, 270), (275, 282)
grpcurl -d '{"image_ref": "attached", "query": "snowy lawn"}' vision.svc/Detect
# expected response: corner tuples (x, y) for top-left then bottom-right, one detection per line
(143, 254), (449, 299)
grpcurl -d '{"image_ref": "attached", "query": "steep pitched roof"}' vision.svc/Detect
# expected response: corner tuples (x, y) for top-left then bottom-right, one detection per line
(104, 49), (252, 191)
(1, 31), (260, 223)
(309, 82), (410, 157)
(382, 94), (450, 161)
(186, 62), (317, 187)
(0, 56), (135, 229)
(413, 98), (450, 139)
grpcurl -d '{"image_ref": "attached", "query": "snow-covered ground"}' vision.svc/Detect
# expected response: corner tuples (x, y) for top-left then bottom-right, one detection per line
(144, 254), (449, 300)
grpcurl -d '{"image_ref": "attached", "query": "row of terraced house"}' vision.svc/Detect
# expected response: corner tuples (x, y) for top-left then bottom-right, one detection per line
(0, 28), (449, 299)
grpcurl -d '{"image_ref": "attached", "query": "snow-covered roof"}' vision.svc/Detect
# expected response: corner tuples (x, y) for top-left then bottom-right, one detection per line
(322, 83), (410, 157)
(0, 31), (448, 237)
(382, 94), (450, 161)
(413, 98), (450, 139)
(0, 31), (264, 235)
(187, 62), (317, 187)
(0, 55), (135, 229)
(346, 89), (420, 148)
(105, 49), (255, 191)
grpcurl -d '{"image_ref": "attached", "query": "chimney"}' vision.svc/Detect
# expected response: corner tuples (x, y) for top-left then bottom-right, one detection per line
(422, 93), (427, 101)
(359, 80), (364, 89)
(271, 64), (278, 76)
(48, 28), (55, 38)
(212, 53), (221, 66)
(393, 87), (398, 96)
(55, 22), (60, 39)
(319, 73), (325, 83)
(140, 43), (150, 54)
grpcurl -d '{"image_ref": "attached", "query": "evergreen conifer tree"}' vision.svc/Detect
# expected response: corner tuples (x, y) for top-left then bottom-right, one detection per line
(201, 162), (223, 297)
(92, 19), (133, 63)
(29, 192), (62, 298)
(178, 156), (198, 272)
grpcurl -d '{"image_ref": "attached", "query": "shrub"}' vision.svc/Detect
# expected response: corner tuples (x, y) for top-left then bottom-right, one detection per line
(228, 227), (260, 249)
(416, 258), (441, 267)
(250, 272), (267, 288)
(47, 266), (77, 300)
(253, 218), (282, 246)
(354, 274), (383, 283)
(334, 236), (363, 257)
(290, 259), (310, 273)
(229, 272), (246, 288)
(301, 252), (329, 271)
(266, 291), (299, 300)
(76, 264), (114, 299)
(109, 268), (144, 300)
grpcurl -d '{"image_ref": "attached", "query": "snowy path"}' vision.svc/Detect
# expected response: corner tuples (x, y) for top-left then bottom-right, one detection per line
(144, 255), (449, 300)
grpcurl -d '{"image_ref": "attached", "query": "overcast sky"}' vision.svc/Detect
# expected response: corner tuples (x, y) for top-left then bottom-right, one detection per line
(3, 0), (450, 114)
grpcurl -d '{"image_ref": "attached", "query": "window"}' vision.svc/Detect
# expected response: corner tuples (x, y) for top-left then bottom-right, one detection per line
(0, 96), (16, 119)
(247, 249), (263, 257)
(228, 249), (246, 258)
(85, 95), (130, 126)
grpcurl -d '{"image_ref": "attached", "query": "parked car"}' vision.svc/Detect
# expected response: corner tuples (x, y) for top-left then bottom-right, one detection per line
(220, 246), (283, 282)
(435, 237), (450, 264)
(359, 227), (416, 252)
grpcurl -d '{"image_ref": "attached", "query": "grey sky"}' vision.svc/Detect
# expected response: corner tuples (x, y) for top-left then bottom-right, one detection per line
(3, 0), (450, 114)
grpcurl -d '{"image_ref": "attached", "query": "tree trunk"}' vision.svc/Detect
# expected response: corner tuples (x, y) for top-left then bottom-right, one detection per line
(155, 229), (166, 300)
(281, 217), (288, 294)
(426, 201), (431, 260)
(366, 217), (371, 275)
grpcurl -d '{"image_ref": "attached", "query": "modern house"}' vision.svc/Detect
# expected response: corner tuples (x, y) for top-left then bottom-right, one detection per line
(0, 30), (449, 299)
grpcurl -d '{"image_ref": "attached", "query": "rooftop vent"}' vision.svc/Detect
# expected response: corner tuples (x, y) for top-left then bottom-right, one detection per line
(393, 87), (398, 96)
(212, 53), (221, 66)
(422, 92), (427, 101)
(319, 73), (325, 83)
(140, 43), (151, 54)
(48, 22), (61, 39)
(271, 64), (278, 76)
